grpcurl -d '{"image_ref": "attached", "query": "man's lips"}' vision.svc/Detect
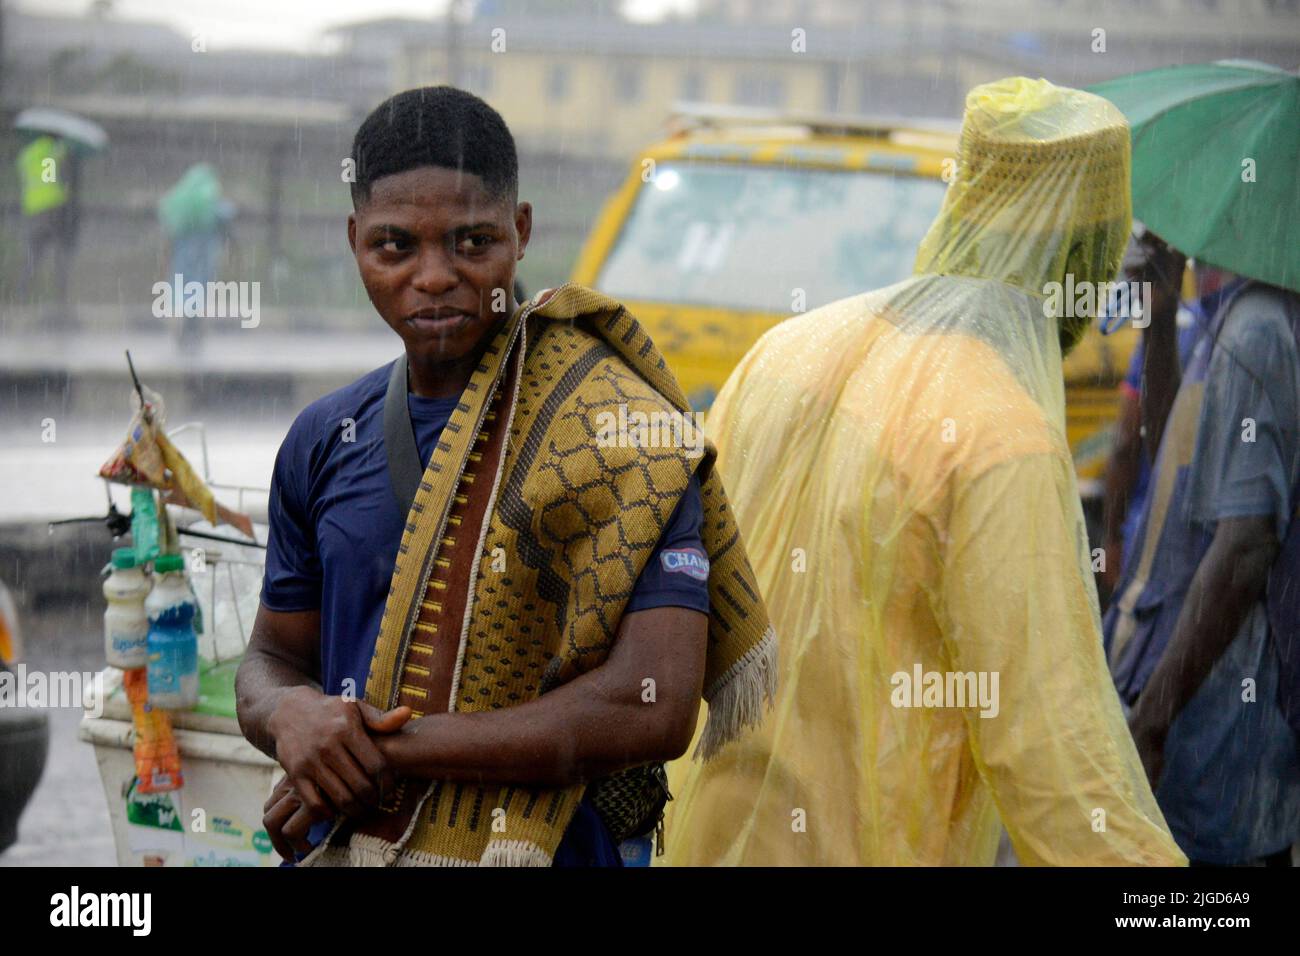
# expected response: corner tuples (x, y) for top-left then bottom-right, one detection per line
(404, 309), (477, 333)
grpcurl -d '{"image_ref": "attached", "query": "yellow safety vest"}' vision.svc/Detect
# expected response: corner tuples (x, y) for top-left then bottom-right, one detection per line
(16, 136), (69, 217)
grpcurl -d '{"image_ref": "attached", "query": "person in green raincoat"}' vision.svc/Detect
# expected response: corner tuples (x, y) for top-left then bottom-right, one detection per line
(159, 163), (235, 347)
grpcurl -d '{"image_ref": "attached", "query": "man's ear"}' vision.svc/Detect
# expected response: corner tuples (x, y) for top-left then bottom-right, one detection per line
(515, 202), (533, 260)
(1057, 240), (1091, 356)
(347, 213), (358, 256)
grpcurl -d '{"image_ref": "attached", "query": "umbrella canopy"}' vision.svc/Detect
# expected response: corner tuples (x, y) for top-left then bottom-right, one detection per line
(1088, 60), (1299, 293)
(13, 107), (109, 152)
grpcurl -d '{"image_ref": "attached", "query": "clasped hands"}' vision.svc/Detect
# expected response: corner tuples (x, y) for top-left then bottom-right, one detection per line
(262, 685), (412, 861)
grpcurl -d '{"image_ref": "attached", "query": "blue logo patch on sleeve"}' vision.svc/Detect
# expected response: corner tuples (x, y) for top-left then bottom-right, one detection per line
(660, 547), (710, 581)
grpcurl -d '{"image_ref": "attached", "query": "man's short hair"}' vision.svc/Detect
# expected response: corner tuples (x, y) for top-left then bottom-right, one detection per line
(350, 86), (518, 208)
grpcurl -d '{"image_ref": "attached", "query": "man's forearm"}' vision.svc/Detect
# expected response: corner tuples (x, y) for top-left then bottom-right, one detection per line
(1104, 397), (1142, 546)
(377, 691), (684, 788)
(1140, 322), (1181, 466)
(1131, 524), (1276, 734)
(377, 659), (695, 787)
(235, 651), (321, 761)
(375, 606), (705, 787)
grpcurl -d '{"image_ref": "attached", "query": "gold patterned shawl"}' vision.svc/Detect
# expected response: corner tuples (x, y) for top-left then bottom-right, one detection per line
(301, 284), (776, 867)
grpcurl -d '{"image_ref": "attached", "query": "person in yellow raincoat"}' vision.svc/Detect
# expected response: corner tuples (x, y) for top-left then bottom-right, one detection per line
(662, 77), (1187, 866)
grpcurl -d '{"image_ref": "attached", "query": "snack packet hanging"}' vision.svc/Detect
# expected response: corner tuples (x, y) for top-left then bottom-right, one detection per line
(98, 380), (253, 538)
(130, 487), (161, 565)
(123, 667), (183, 793)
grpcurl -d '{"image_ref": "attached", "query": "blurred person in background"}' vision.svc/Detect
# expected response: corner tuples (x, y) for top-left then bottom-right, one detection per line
(663, 78), (1184, 866)
(14, 133), (81, 312)
(1105, 230), (1300, 866)
(1101, 234), (1227, 595)
(158, 163), (236, 349)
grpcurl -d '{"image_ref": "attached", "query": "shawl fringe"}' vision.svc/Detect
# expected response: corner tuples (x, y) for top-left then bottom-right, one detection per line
(478, 839), (552, 867)
(696, 624), (778, 761)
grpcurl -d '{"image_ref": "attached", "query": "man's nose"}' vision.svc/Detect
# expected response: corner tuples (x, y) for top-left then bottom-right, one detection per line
(410, 245), (459, 295)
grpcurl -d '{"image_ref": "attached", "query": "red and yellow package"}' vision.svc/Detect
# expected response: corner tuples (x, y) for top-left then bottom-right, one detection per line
(122, 668), (183, 793)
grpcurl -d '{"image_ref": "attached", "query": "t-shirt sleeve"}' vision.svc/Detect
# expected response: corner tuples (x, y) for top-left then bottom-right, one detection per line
(1187, 292), (1300, 539)
(624, 472), (710, 615)
(260, 414), (323, 612)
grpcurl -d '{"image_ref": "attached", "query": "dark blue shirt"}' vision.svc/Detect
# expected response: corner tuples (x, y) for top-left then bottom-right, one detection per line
(261, 359), (708, 864)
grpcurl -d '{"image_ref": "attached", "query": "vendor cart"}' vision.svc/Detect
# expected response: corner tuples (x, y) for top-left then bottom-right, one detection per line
(73, 420), (280, 867)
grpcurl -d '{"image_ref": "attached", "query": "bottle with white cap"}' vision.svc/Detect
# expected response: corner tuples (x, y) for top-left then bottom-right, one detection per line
(145, 553), (199, 709)
(103, 547), (151, 669)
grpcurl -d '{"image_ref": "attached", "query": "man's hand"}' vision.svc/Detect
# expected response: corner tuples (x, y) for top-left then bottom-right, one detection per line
(1128, 709), (1167, 791)
(1102, 536), (1124, 593)
(1132, 233), (1186, 333)
(1135, 232), (1187, 464)
(268, 685), (412, 818)
(263, 774), (319, 862)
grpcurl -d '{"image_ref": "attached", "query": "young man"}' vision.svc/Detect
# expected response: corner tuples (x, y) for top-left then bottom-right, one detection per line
(235, 87), (774, 867)
(663, 78), (1185, 866)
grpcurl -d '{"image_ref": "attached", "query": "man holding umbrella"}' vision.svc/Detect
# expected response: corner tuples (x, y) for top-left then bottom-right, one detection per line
(12, 108), (107, 314)
(14, 132), (77, 307)
(1096, 61), (1300, 866)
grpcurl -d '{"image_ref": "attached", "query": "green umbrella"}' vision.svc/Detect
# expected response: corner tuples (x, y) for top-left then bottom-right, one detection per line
(1088, 60), (1299, 293)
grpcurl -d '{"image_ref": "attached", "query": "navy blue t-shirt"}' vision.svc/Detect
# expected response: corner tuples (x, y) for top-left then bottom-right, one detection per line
(261, 359), (708, 863)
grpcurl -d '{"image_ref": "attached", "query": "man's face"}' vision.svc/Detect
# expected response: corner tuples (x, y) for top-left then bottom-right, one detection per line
(348, 166), (532, 366)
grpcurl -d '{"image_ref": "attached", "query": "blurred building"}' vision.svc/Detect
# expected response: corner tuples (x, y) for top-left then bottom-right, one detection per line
(697, 0), (1300, 38)
(338, 15), (957, 161)
(1, 1), (1294, 311)
(0, 9), (386, 108)
(331, 0), (1299, 162)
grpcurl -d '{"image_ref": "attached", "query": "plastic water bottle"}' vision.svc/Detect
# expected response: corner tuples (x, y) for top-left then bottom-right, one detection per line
(104, 547), (151, 669)
(145, 554), (199, 710)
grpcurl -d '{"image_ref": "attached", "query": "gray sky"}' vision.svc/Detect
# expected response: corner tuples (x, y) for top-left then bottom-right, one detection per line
(14, 0), (697, 53)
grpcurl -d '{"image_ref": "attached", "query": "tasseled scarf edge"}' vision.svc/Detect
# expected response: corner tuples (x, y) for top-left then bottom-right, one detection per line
(478, 839), (552, 867)
(299, 832), (551, 867)
(695, 624), (778, 762)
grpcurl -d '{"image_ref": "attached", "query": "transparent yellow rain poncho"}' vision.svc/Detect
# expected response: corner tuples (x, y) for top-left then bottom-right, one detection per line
(663, 78), (1187, 866)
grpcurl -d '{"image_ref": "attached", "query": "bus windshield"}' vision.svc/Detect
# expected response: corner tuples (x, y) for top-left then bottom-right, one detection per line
(596, 162), (948, 314)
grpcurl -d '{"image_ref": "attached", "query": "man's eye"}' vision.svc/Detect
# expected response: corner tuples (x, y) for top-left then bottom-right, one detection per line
(459, 234), (493, 253)
(376, 238), (407, 254)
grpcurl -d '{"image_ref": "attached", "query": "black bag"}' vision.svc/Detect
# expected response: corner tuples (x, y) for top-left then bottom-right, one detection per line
(585, 763), (672, 844)
(383, 358), (672, 844)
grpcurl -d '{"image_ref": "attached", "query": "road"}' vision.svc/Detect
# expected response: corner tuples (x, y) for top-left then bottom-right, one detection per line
(1, 609), (117, 867)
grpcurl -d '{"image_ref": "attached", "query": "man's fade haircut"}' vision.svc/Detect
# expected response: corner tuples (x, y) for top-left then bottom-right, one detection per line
(349, 86), (518, 208)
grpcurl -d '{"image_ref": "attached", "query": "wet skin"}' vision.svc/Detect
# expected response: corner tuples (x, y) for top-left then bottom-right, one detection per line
(347, 166), (533, 398)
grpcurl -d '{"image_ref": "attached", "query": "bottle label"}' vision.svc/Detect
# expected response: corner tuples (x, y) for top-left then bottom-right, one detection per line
(109, 629), (148, 661)
(147, 632), (198, 698)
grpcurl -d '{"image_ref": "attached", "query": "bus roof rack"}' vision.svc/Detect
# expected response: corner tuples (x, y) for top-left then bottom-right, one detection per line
(669, 101), (960, 142)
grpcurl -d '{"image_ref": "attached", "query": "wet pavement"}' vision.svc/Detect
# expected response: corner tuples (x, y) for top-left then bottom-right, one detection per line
(1, 705), (117, 867)
(1, 609), (117, 866)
